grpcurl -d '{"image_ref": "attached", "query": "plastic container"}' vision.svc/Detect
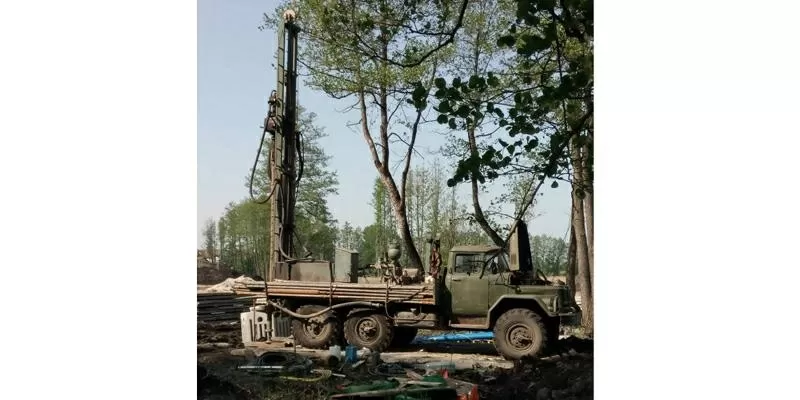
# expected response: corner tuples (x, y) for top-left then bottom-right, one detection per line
(345, 345), (359, 363)
(424, 361), (456, 375)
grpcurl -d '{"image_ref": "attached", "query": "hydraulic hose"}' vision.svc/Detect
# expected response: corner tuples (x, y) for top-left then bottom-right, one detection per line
(267, 300), (381, 319)
(249, 124), (278, 204)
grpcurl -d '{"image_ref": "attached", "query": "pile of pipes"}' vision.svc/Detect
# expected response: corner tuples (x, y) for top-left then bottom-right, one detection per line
(197, 292), (254, 322)
(234, 280), (435, 304)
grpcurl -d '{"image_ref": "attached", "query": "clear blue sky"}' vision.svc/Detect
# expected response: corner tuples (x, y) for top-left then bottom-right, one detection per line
(197, 0), (572, 247)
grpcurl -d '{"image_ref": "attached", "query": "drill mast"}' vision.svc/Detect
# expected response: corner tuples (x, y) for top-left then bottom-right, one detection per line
(264, 10), (300, 282)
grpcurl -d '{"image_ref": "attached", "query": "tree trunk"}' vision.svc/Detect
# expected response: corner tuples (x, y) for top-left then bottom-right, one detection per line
(566, 215), (578, 297)
(356, 88), (424, 269)
(583, 190), (594, 283)
(382, 174), (424, 268)
(466, 125), (505, 247)
(582, 141), (594, 282)
(570, 138), (593, 334)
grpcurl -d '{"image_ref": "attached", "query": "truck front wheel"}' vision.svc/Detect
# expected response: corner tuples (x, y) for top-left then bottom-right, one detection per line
(344, 311), (394, 352)
(493, 308), (547, 360)
(290, 305), (340, 349)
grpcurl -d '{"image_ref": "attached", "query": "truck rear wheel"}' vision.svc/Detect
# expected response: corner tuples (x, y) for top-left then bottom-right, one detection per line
(344, 311), (393, 352)
(390, 327), (418, 348)
(493, 308), (547, 360)
(291, 305), (340, 349)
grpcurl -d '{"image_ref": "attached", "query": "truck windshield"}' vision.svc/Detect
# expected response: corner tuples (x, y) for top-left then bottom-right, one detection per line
(486, 252), (510, 273)
(453, 252), (510, 275)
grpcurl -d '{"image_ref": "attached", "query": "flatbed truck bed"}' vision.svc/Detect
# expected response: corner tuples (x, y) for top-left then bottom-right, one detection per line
(233, 279), (436, 305)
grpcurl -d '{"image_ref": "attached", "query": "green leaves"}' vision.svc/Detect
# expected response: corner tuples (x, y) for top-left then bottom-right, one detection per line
(468, 75), (486, 89)
(524, 137), (539, 151)
(497, 35), (516, 48)
(388, 0), (593, 199)
(481, 147), (496, 162)
(518, 33), (551, 55)
(448, 118), (457, 130)
(456, 104), (470, 118)
(487, 73), (500, 87)
(410, 82), (429, 110)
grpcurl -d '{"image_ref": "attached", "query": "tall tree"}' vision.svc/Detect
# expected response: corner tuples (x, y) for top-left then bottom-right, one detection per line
(426, 162), (445, 240)
(202, 218), (218, 261)
(217, 200), (270, 276)
(433, 0), (519, 247)
(337, 222), (364, 252)
(565, 206), (578, 296)
(360, 223), (380, 266)
(531, 234), (568, 276)
(289, 108), (339, 261)
(570, 135), (592, 330)
(369, 176), (397, 262)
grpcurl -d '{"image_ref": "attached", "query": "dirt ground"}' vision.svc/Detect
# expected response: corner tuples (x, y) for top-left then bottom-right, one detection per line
(198, 322), (593, 400)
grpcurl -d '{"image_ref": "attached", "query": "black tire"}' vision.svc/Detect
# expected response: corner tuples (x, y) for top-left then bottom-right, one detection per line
(290, 305), (340, 349)
(493, 308), (548, 360)
(390, 327), (418, 348)
(344, 311), (394, 352)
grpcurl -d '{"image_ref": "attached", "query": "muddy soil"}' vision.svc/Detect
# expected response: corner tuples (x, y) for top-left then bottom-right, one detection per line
(198, 321), (242, 347)
(198, 322), (593, 400)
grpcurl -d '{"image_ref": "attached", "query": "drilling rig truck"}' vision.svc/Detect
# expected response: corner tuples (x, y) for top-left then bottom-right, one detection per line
(238, 8), (580, 360)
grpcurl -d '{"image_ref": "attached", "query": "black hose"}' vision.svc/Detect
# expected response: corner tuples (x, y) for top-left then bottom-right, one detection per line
(248, 126), (269, 203)
(295, 130), (305, 184)
(268, 300), (381, 319)
(249, 125), (279, 204)
(272, 184), (314, 263)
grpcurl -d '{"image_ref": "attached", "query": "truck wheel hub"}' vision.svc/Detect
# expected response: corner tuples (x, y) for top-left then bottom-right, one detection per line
(304, 318), (328, 337)
(507, 324), (533, 349)
(356, 318), (378, 340)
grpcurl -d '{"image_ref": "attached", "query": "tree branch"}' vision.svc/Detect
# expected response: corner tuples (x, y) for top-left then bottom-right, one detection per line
(379, 0), (469, 68)
(358, 90), (383, 171)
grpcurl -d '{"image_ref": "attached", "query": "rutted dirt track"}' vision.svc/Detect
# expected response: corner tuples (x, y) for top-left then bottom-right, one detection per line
(198, 322), (593, 400)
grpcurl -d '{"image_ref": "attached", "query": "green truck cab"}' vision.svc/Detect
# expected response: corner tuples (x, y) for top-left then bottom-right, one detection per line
(439, 242), (580, 359)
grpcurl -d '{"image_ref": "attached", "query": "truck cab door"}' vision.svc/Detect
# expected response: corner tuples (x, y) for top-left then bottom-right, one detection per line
(486, 252), (514, 305)
(446, 252), (489, 316)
